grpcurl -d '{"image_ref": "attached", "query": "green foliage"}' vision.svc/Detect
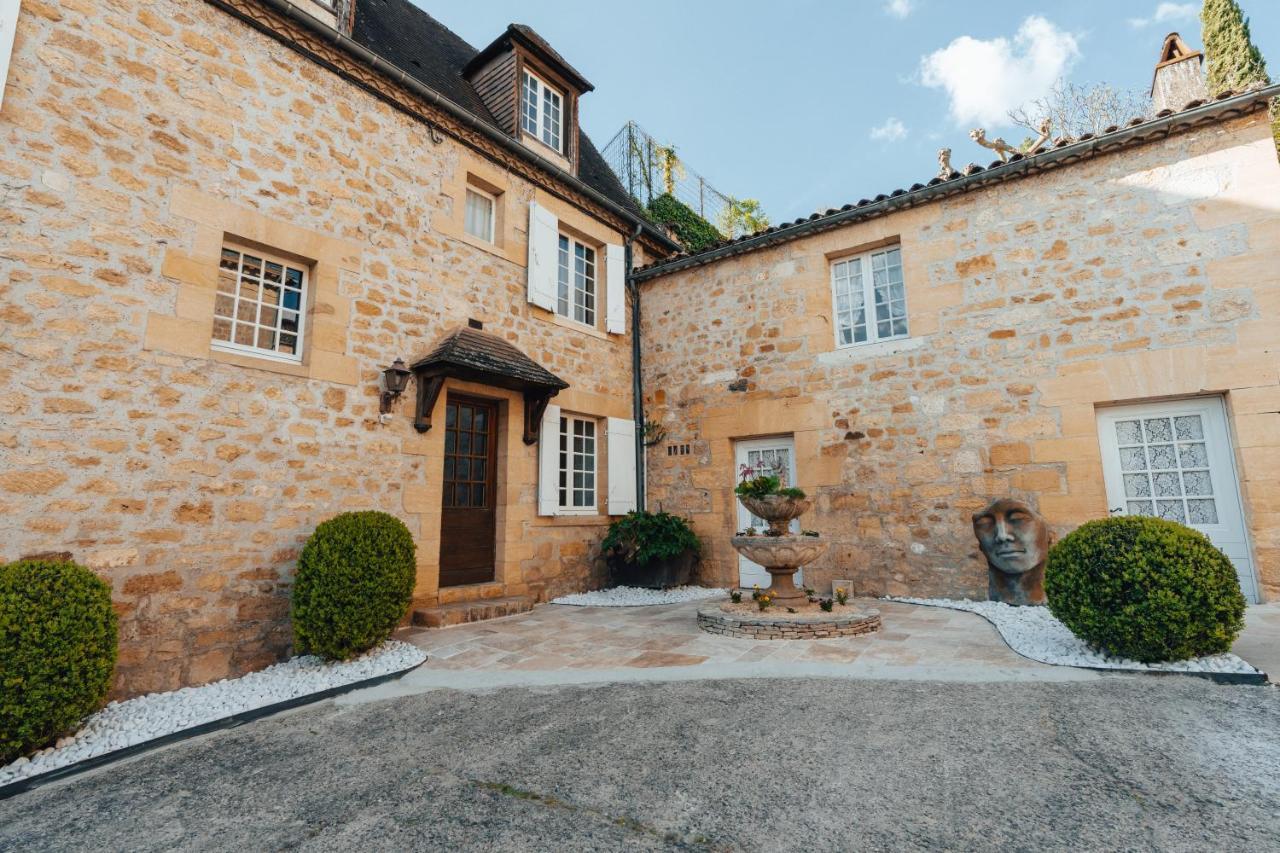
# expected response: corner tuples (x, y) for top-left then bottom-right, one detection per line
(645, 193), (723, 253)
(0, 559), (118, 763)
(601, 511), (701, 568)
(1201, 0), (1270, 94)
(735, 475), (780, 499)
(734, 476), (807, 500)
(1045, 516), (1245, 663)
(717, 196), (770, 237)
(292, 511), (416, 661)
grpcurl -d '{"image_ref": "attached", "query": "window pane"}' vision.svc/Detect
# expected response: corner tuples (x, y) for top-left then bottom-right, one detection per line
(557, 236), (570, 317)
(464, 188), (494, 242)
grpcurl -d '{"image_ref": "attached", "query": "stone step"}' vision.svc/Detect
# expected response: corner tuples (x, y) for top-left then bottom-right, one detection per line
(411, 595), (535, 628)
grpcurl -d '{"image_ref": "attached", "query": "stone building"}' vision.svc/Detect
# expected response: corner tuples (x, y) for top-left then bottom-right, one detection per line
(0, 0), (676, 695)
(637, 90), (1280, 606)
(2, 0), (1278, 698)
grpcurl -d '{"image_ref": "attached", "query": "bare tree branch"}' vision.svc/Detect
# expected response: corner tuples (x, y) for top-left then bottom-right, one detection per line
(1008, 79), (1153, 141)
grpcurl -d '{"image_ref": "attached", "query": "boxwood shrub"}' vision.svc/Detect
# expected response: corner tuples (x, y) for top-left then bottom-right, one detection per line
(291, 511), (416, 661)
(1, 559), (118, 764)
(1045, 516), (1246, 662)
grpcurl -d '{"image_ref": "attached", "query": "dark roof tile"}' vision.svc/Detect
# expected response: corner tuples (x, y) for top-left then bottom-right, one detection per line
(412, 327), (568, 390)
(351, 0), (635, 215)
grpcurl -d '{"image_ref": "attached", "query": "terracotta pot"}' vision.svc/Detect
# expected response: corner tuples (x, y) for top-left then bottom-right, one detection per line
(737, 494), (811, 535)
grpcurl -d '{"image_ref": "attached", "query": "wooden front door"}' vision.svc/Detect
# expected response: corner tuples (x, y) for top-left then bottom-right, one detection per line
(439, 396), (497, 587)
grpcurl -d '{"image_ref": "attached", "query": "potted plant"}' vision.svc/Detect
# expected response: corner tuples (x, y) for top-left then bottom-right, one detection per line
(601, 511), (702, 588)
(734, 464), (809, 536)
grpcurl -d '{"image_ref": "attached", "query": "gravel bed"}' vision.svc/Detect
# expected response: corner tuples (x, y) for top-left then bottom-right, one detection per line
(551, 586), (727, 607)
(890, 597), (1263, 675)
(0, 640), (426, 787)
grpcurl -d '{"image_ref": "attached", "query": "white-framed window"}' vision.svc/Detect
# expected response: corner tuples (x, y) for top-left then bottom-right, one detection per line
(464, 186), (496, 243)
(213, 245), (306, 362)
(831, 245), (908, 347)
(521, 69), (563, 152)
(558, 414), (597, 512)
(557, 234), (595, 326)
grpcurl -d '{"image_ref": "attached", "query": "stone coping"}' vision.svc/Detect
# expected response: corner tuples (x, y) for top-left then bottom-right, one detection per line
(698, 605), (881, 640)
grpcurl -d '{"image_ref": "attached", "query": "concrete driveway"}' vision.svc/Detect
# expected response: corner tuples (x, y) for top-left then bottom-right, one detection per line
(1, 676), (1277, 851)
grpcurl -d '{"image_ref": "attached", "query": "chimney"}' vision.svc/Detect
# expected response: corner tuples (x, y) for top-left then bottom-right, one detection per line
(1151, 32), (1209, 112)
(284, 1), (353, 34)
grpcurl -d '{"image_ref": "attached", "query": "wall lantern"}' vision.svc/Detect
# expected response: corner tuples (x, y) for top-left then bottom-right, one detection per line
(380, 357), (412, 414)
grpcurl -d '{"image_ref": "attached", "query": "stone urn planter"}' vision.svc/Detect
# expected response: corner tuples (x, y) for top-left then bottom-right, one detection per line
(729, 534), (826, 604)
(737, 495), (811, 536)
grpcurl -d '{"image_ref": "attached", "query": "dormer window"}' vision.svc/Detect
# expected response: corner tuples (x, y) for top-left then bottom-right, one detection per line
(521, 70), (563, 152)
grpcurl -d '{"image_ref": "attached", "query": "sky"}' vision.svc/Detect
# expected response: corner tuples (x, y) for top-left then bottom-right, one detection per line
(426, 0), (1280, 223)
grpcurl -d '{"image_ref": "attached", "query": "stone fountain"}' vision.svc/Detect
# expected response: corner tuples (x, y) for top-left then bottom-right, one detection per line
(698, 487), (881, 640)
(730, 494), (826, 604)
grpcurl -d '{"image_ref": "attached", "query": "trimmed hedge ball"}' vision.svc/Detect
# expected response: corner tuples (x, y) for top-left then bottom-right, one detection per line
(291, 511), (416, 661)
(1045, 516), (1246, 663)
(0, 559), (118, 764)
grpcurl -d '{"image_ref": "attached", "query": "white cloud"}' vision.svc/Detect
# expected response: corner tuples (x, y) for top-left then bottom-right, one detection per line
(919, 16), (1081, 127)
(884, 0), (914, 19)
(870, 117), (908, 142)
(1127, 3), (1198, 29)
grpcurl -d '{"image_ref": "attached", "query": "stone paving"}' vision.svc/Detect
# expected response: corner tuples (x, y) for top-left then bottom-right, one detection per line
(396, 598), (1058, 679)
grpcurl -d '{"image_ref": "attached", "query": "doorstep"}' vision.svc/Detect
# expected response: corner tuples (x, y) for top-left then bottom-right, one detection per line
(412, 595), (536, 628)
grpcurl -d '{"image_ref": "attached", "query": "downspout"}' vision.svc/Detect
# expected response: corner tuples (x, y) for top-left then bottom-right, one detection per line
(625, 221), (646, 511)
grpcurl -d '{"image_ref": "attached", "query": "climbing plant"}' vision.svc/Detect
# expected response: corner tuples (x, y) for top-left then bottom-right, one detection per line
(647, 193), (723, 252)
(717, 197), (770, 238)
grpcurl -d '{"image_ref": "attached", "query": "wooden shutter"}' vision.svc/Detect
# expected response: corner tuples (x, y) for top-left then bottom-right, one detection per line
(606, 416), (637, 515)
(527, 202), (558, 312)
(537, 403), (561, 516)
(605, 243), (625, 334)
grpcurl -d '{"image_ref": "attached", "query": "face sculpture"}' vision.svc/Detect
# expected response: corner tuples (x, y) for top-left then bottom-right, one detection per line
(971, 498), (1049, 606)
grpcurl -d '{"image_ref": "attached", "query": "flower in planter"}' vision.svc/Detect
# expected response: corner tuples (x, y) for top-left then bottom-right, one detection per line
(757, 593), (773, 612)
(751, 584), (762, 601)
(730, 589), (742, 604)
(835, 587), (848, 606)
(819, 598), (834, 612)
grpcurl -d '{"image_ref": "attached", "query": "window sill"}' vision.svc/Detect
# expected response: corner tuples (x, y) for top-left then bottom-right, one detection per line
(539, 514), (610, 526)
(538, 309), (613, 341)
(211, 345), (310, 378)
(453, 229), (515, 263)
(818, 335), (923, 365)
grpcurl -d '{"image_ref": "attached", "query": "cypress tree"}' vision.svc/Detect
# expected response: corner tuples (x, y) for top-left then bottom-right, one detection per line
(1200, 0), (1278, 159)
(1201, 0), (1270, 93)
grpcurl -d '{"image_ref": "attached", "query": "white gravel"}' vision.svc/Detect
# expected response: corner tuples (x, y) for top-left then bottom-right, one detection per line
(0, 640), (426, 788)
(551, 586), (728, 607)
(889, 597), (1263, 676)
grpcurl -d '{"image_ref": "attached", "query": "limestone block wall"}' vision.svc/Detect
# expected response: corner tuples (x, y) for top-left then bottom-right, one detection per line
(641, 114), (1280, 602)
(0, 0), (637, 695)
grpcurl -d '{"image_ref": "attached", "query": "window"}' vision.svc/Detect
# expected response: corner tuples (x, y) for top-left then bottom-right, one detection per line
(464, 186), (495, 243)
(558, 415), (596, 511)
(557, 235), (595, 326)
(521, 70), (563, 152)
(213, 245), (306, 362)
(831, 245), (908, 347)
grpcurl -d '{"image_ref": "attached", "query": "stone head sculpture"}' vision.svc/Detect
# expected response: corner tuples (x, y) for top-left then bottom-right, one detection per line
(971, 498), (1049, 606)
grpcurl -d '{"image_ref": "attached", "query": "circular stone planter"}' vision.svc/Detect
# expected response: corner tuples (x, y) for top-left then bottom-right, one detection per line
(698, 604), (881, 640)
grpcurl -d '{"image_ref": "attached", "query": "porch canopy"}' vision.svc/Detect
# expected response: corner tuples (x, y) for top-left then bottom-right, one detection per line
(409, 326), (569, 443)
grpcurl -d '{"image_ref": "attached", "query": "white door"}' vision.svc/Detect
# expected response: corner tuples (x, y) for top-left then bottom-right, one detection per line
(734, 436), (800, 590)
(1097, 397), (1258, 603)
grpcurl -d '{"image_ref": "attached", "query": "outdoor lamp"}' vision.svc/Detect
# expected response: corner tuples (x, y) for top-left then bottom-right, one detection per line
(380, 357), (412, 413)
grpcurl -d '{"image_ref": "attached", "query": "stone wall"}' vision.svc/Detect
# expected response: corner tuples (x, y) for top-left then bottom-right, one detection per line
(641, 113), (1280, 602)
(0, 0), (641, 695)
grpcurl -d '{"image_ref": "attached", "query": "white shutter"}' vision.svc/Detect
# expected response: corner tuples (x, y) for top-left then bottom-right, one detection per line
(537, 403), (561, 516)
(527, 202), (558, 311)
(605, 243), (625, 334)
(606, 416), (637, 515)
(0, 0), (17, 112)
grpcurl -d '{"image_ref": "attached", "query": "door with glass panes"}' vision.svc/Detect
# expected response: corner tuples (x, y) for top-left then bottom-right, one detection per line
(439, 396), (497, 587)
(1096, 397), (1258, 602)
(734, 437), (800, 590)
